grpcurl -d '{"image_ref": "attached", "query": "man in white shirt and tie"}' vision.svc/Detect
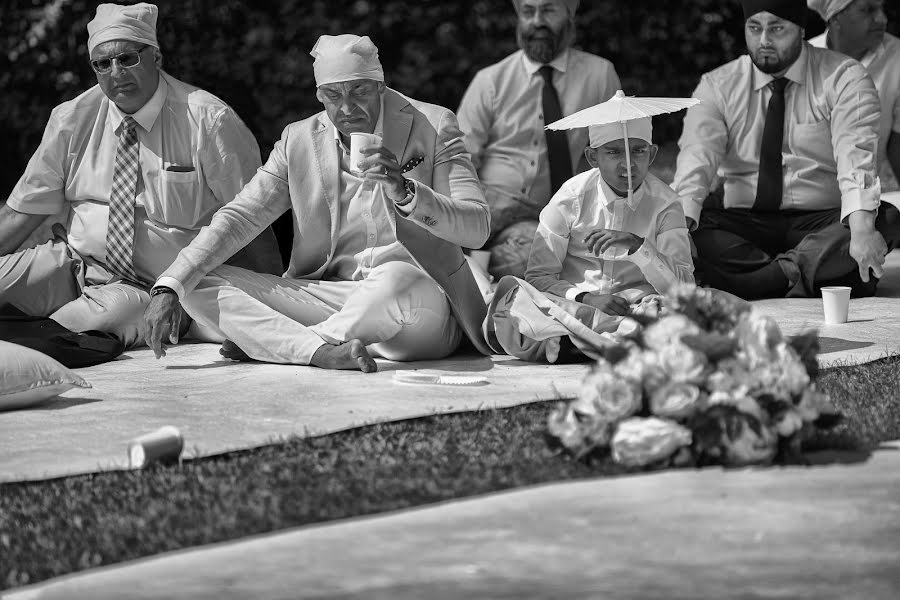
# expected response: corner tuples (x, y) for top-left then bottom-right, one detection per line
(0, 2), (281, 347)
(457, 0), (621, 279)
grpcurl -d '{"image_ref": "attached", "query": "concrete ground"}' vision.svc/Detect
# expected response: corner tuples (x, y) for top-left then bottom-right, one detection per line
(9, 442), (900, 600)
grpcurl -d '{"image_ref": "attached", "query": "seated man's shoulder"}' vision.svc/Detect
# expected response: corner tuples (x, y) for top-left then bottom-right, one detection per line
(568, 48), (616, 73)
(50, 84), (107, 123)
(391, 89), (456, 125)
(476, 50), (526, 78)
(808, 44), (870, 81)
(163, 72), (236, 117)
(700, 55), (751, 87)
(644, 173), (681, 205)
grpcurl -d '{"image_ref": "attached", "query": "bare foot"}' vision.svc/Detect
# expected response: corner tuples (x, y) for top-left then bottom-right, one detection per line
(310, 339), (377, 373)
(220, 339), (255, 362)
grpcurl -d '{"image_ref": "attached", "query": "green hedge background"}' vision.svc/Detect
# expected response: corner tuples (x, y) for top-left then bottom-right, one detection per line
(3, 0), (898, 239)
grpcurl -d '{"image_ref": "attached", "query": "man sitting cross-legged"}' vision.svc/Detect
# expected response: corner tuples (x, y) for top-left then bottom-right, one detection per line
(0, 2), (281, 347)
(486, 117), (694, 363)
(142, 34), (491, 372)
(673, 0), (900, 300)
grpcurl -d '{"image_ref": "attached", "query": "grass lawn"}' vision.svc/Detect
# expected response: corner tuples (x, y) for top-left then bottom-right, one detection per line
(2, 354), (900, 590)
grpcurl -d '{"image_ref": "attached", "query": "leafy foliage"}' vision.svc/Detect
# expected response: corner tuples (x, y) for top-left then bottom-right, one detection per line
(2, 0), (899, 247)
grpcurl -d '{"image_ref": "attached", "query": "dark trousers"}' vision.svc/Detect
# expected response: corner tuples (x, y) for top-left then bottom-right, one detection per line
(693, 203), (900, 299)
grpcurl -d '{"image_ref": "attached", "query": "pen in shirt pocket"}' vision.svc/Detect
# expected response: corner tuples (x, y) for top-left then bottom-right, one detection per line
(165, 164), (195, 173)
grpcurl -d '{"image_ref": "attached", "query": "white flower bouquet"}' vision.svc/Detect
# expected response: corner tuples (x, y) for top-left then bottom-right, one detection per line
(547, 285), (841, 468)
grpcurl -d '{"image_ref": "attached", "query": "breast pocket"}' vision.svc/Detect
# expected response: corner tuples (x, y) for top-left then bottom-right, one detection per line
(790, 120), (834, 167)
(145, 168), (205, 229)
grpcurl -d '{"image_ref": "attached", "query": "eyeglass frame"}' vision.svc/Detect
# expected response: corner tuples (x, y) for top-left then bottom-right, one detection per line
(90, 45), (152, 75)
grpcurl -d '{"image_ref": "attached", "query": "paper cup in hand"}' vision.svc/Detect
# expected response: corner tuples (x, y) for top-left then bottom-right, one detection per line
(821, 286), (851, 324)
(349, 133), (382, 174)
(128, 425), (184, 469)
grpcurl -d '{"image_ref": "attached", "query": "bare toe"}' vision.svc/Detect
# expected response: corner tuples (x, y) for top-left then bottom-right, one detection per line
(349, 339), (377, 373)
(220, 339), (254, 362)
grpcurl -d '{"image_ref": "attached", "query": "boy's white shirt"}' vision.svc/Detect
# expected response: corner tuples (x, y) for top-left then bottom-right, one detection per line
(525, 168), (695, 303)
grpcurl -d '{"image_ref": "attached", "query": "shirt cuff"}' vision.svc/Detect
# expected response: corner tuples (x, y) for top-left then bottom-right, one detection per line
(840, 176), (882, 223)
(153, 276), (186, 301)
(681, 196), (703, 230)
(564, 286), (584, 301)
(394, 180), (418, 215)
(626, 240), (655, 268)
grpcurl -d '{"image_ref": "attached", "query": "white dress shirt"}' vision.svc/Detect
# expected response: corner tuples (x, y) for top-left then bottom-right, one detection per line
(457, 48), (621, 211)
(673, 43), (883, 226)
(7, 72), (261, 285)
(526, 169), (694, 302)
(809, 31), (900, 180)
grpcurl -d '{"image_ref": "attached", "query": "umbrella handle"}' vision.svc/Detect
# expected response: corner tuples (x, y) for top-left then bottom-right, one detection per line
(623, 120), (633, 203)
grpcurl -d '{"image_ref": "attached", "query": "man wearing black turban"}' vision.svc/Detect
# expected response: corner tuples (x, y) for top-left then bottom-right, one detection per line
(672, 0), (900, 299)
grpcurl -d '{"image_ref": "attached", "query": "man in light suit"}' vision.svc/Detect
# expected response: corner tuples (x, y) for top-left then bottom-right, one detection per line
(141, 34), (491, 372)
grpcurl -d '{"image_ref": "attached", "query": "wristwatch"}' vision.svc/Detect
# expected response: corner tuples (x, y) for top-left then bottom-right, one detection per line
(150, 286), (176, 298)
(395, 178), (416, 206)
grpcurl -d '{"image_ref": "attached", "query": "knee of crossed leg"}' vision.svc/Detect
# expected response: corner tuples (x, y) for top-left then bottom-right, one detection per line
(52, 284), (149, 347)
(368, 261), (430, 293)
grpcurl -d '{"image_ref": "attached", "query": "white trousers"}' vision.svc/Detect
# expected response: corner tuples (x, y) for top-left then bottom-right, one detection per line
(182, 261), (463, 365)
(0, 238), (151, 347)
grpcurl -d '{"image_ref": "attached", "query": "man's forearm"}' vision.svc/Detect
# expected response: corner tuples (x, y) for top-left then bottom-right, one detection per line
(847, 208), (877, 234)
(0, 203), (47, 256)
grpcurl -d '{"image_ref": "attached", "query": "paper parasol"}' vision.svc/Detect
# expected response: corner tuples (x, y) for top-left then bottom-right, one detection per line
(546, 90), (700, 201)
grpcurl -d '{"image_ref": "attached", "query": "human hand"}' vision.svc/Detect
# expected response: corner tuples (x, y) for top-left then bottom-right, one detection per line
(849, 228), (887, 283)
(584, 229), (644, 257)
(580, 292), (631, 316)
(141, 292), (182, 359)
(359, 146), (406, 203)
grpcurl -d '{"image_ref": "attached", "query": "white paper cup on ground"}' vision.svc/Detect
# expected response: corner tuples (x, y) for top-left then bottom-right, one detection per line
(821, 286), (851, 324)
(128, 425), (184, 469)
(349, 132), (382, 174)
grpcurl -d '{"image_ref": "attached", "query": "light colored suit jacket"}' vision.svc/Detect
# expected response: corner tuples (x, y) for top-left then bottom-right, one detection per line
(157, 88), (492, 354)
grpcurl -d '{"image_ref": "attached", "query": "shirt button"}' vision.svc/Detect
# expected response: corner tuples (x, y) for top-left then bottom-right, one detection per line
(363, 212), (370, 218)
(538, 114), (543, 120)
(530, 161), (535, 166)
(369, 234), (375, 240)
(534, 140), (539, 146)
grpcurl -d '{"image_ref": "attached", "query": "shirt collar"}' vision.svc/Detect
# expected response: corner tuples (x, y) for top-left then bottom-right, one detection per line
(751, 42), (808, 91)
(109, 74), (168, 133)
(521, 48), (570, 76)
(331, 94), (385, 151)
(597, 169), (644, 210)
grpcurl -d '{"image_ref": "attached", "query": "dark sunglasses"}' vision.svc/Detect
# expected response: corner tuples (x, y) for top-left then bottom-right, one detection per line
(90, 46), (150, 74)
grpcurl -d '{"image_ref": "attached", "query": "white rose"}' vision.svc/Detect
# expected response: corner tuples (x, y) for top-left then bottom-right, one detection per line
(642, 315), (701, 351)
(579, 362), (643, 421)
(650, 382), (702, 419)
(610, 417), (693, 467)
(656, 342), (708, 384)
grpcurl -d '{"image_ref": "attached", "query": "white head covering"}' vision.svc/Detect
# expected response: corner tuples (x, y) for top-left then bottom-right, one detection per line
(807, 0), (855, 22)
(87, 2), (159, 56)
(512, 0), (580, 17)
(310, 34), (384, 87)
(589, 117), (652, 148)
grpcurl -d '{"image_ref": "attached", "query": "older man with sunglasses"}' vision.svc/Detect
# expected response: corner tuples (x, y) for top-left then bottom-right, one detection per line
(0, 2), (281, 347)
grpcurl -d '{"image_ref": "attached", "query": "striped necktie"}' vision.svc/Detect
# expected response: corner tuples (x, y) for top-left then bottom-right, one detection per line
(105, 116), (141, 284)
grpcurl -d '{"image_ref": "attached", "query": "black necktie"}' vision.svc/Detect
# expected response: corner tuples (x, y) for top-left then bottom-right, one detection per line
(539, 66), (573, 195)
(754, 77), (789, 211)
